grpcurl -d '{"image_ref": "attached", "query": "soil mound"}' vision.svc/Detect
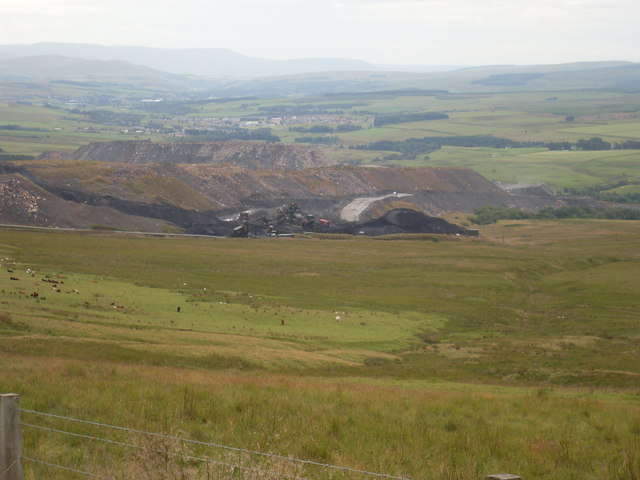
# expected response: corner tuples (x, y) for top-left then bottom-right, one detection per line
(40, 140), (335, 170)
(354, 209), (466, 235)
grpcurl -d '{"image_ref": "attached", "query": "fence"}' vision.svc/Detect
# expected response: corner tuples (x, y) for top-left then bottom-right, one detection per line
(1, 394), (521, 480)
(1, 394), (416, 480)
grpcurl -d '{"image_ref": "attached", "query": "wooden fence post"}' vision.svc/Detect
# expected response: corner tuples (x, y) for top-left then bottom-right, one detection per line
(0, 394), (22, 480)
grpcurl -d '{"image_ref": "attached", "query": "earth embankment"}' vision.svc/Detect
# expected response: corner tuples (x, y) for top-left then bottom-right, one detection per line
(40, 140), (335, 171)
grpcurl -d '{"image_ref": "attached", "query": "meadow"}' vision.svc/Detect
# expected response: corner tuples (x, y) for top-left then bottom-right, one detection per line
(1, 221), (639, 479)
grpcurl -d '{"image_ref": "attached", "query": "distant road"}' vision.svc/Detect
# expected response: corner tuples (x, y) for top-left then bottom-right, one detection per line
(0, 224), (226, 239)
(340, 193), (411, 222)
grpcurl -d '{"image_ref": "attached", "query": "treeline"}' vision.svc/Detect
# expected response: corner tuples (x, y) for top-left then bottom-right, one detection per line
(294, 136), (338, 145)
(289, 124), (363, 133)
(548, 137), (640, 151)
(0, 153), (36, 161)
(356, 135), (640, 159)
(565, 179), (640, 204)
(0, 124), (48, 132)
(373, 112), (449, 127)
(470, 205), (640, 225)
(355, 135), (531, 159)
(182, 128), (280, 142)
(0, 147), (35, 161)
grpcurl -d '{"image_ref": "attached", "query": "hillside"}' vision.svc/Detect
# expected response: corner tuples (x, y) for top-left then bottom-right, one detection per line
(1, 139), (597, 235)
(0, 43), (376, 77)
(0, 163), (177, 231)
(0, 55), (191, 90)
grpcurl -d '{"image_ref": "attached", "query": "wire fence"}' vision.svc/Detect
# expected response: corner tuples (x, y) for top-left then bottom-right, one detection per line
(20, 409), (412, 480)
(22, 457), (114, 480)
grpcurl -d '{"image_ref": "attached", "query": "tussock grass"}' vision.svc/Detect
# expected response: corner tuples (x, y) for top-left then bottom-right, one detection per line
(6, 356), (640, 480)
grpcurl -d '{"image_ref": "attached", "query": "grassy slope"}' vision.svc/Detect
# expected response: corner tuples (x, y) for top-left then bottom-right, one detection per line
(1, 223), (639, 479)
(1, 224), (639, 381)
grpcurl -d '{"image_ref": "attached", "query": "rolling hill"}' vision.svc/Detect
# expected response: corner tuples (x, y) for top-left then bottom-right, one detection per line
(0, 43), (376, 78)
(1, 43), (639, 97)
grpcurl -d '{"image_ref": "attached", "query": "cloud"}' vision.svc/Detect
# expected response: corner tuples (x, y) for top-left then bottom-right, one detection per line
(0, 0), (637, 64)
(340, 0), (640, 24)
(0, 0), (104, 15)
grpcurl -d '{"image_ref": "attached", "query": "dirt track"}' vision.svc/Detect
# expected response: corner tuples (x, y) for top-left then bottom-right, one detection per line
(340, 193), (411, 221)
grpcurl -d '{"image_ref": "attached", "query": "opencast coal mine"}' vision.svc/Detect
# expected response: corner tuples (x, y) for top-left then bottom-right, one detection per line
(0, 140), (594, 236)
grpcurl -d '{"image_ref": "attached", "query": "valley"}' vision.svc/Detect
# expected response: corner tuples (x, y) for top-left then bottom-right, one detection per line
(0, 47), (639, 480)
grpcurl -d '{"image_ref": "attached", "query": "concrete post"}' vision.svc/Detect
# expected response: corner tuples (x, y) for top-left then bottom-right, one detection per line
(0, 394), (22, 480)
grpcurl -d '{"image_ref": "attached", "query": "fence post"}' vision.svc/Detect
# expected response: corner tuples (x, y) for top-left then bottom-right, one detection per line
(0, 394), (22, 480)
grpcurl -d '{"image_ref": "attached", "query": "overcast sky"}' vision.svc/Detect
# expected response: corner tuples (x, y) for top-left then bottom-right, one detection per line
(0, 0), (638, 66)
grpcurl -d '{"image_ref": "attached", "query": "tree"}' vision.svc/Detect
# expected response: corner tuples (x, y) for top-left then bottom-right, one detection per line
(576, 137), (610, 150)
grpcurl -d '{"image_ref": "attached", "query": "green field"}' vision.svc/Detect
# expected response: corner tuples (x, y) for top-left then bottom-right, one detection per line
(4, 89), (640, 154)
(1, 223), (639, 479)
(424, 147), (640, 190)
(0, 102), (163, 155)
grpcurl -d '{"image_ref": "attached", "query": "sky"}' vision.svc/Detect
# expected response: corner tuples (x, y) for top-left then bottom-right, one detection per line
(0, 0), (638, 66)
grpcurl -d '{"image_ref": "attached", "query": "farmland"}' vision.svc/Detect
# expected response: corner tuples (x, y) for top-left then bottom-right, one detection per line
(2, 88), (640, 197)
(2, 61), (640, 480)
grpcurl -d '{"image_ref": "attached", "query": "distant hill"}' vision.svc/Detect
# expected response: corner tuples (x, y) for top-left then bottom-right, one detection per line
(202, 62), (640, 97)
(0, 43), (638, 97)
(0, 43), (378, 78)
(0, 55), (200, 91)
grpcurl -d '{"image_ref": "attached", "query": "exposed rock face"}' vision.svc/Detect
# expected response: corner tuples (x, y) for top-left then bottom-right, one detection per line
(0, 172), (180, 232)
(0, 178), (50, 225)
(40, 140), (335, 170)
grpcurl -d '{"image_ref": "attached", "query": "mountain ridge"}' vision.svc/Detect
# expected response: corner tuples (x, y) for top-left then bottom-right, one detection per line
(0, 42), (379, 78)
